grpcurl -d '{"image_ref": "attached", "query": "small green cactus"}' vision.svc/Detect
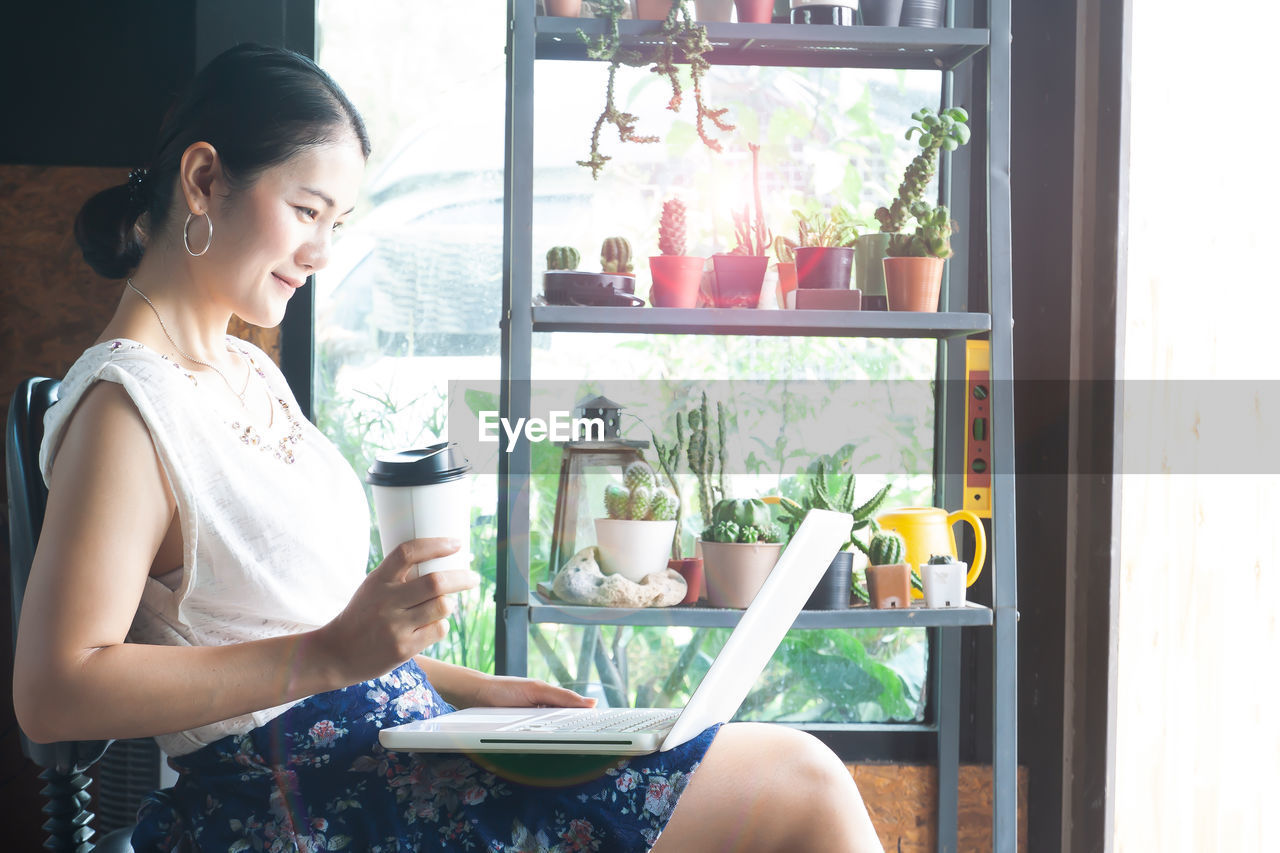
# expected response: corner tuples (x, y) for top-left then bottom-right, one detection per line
(927, 553), (959, 565)
(624, 460), (656, 492)
(712, 520), (740, 543)
(601, 236), (633, 274)
(546, 246), (580, 271)
(868, 530), (906, 566)
(648, 487), (679, 522)
(604, 484), (631, 519)
(603, 462), (679, 521)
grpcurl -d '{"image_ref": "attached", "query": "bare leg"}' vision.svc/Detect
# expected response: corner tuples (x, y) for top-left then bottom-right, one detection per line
(652, 722), (883, 852)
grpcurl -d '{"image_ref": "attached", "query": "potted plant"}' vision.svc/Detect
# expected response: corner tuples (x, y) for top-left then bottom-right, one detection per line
(883, 201), (956, 312)
(594, 461), (680, 583)
(542, 244), (643, 306)
(772, 234), (797, 309)
(699, 497), (784, 608)
(578, 0), (733, 179)
(652, 410), (703, 604)
(865, 106), (969, 307)
(858, 0), (903, 25)
(711, 143), (770, 307)
(777, 461), (891, 610)
(900, 0), (944, 27)
(694, 0), (734, 21)
(649, 198), (704, 308)
(921, 553), (967, 608)
(862, 529), (912, 609)
(792, 204), (859, 296)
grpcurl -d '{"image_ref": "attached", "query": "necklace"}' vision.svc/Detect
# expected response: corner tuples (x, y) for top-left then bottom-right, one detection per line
(127, 278), (249, 405)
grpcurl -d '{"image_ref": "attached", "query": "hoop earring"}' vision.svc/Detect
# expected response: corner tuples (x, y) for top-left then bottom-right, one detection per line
(183, 211), (213, 257)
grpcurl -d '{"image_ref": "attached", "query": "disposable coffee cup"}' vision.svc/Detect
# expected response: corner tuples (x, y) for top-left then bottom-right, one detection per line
(366, 443), (472, 577)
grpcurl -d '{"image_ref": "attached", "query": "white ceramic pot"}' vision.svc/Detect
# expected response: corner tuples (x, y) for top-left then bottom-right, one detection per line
(701, 540), (784, 608)
(921, 561), (967, 608)
(594, 518), (678, 583)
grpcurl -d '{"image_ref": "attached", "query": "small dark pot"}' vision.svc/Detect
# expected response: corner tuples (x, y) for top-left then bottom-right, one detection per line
(710, 254), (768, 308)
(858, 0), (902, 25)
(900, 0), (943, 27)
(543, 271), (644, 306)
(794, 246), (854, 290)
(861, 294), (889, 311)
(791, 4), (857, 25)
(805, 551), (852, 610)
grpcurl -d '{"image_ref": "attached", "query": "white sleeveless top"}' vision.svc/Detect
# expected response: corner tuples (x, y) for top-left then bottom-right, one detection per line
(40, 338), (369, 756)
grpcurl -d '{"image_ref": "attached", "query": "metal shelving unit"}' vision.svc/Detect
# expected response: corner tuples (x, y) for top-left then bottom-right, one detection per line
(501, 3), (1016, 850)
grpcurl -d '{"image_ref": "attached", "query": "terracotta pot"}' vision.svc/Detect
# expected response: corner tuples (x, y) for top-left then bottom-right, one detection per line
(883, 256), (944, 311)
(694, 0), (734, 21)
(635, 0), (676, 19)
(804, 550), (852, 610)
(795, 246), (855, 290)
(775, 261), (797, 308)
(734, 0), (775, 23)
(710, 254), (768, 308)
(649, 255), (705, 308)
(701, 540), (783, 608)
(668, 557), (704, 605)
(866, 562), (912, 609)
(543, 0), (584, 16)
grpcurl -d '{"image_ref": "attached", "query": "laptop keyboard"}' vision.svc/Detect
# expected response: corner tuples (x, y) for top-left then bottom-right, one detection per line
(511, 708), (681, 734)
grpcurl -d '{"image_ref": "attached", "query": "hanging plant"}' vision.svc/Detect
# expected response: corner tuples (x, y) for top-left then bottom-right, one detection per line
(577, 0), (734, 179)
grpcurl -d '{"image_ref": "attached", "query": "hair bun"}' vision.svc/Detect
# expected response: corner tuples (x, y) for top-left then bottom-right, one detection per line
(74, 183), (145, 280)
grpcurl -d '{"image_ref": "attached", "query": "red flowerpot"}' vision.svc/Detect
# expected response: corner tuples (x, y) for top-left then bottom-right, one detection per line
(543, 0), (583, 17)
(734, 0), (774, 23)
(649, 255), (705, 308)
(668, 557), (704, 605)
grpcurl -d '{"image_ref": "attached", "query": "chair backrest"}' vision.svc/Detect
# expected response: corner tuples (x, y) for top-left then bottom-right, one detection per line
(6, 377), (112, 774)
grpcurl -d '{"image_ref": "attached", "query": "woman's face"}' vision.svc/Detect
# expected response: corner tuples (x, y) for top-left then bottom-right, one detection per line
(202, 136), (366, 328)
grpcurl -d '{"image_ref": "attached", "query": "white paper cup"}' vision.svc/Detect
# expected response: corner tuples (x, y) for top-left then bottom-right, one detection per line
(367, 444), (472, 577)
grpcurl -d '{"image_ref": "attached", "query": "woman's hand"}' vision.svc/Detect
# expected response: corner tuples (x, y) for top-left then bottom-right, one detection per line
(470, 675), (597, 710)
(318, 538), (479, 686)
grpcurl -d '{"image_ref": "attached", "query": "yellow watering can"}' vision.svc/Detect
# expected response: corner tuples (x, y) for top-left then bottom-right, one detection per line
(875, 507), (987, 593)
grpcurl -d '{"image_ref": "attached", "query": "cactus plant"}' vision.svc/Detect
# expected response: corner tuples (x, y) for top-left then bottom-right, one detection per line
(728, 143), (771, 257)
(602, 461), (679, 521)
(886, 201), (957, 259)
(658, 198), (688, 256)
(546, 246), (581, 271)
(928, 553), (959, 565)
(875, 106), (970, 235)
(867, 530), (906, 567)
(778, 460), (891, 552)
(684, 391), (727, 526)
(601, 236), (634, 274)
(704, 497), (779, 544)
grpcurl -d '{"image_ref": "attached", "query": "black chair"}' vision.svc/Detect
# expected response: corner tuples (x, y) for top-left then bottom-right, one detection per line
(7, 377), (135, 852)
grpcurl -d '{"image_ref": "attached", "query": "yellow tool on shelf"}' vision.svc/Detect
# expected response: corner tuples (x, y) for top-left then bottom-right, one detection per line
(965, 340), (992, 517)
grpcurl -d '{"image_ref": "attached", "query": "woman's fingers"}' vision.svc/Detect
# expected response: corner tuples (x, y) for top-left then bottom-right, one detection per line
(374, 537), (462, 582)
(529, 682), (596, 708)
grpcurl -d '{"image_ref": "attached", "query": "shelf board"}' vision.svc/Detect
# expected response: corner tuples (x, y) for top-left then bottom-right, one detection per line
(528, 592), (992, 628)
(535, 19), (989, 71)
(531, 305), (990, 338)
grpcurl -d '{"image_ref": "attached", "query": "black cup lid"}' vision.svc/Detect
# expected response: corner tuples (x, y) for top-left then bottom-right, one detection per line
(366, 442), (471, 486)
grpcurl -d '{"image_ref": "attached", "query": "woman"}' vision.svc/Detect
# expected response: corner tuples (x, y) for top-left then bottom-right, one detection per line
(13, 44), (882, 852)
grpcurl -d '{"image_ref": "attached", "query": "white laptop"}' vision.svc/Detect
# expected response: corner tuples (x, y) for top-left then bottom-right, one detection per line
(378, 508), (853, 755)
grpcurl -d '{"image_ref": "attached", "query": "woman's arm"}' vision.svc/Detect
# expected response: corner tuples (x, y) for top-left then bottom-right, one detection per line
(415, 655), (595, 710)
(12, 381), (472, 744)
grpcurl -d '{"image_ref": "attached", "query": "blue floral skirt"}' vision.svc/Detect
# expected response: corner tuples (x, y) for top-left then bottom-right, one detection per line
(132, 662), (720, 852)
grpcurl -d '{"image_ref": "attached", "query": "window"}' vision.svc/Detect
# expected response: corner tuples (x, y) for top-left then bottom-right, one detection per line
(315, 0), (943, 724)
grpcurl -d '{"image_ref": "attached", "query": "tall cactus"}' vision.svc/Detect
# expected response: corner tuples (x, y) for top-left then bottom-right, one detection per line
(685, 391), (725, 524)
(652, 413), (686, 559)
(658, 198), (688, 256)
(875, 107), (970, 234)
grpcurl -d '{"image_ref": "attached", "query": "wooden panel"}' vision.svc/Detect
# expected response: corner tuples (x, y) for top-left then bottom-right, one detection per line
(851, 763), (1029, 852)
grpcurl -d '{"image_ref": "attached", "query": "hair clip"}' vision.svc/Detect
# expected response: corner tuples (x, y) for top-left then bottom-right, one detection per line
(127, 167), (150, 207)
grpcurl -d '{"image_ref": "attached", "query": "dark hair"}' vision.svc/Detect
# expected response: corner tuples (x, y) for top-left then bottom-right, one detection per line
(75, 43), (371, 280)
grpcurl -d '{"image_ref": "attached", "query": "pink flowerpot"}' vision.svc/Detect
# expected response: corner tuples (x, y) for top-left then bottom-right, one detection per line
(668, 557), (704, 605)
(710, 254), (768, 308)
(543, 0), (583, 16)
(734, 0), (775, 23)
(649, 255), (705, 308)
(636, 0), (676, 19)
(701, 540), (783, 608)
